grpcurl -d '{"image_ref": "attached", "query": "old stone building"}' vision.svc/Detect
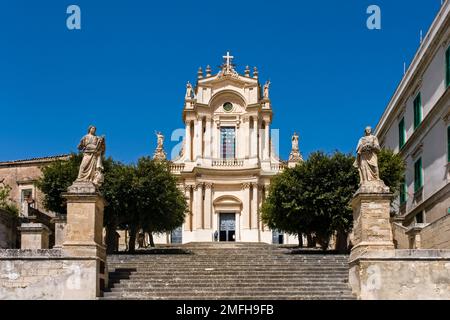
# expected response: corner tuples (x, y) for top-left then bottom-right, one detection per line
(0, 155), (69, 218)
(163, 53), (302, 244)
(375, 1), (450, 249)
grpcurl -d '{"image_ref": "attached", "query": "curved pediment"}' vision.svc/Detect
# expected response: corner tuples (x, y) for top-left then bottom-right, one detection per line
(213, 195), (243, 212)
(209, 90), (247, 114)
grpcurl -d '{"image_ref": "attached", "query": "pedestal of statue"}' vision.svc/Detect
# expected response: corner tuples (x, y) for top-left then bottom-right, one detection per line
(349, 180), (395, 261)
(62, 181), (108, 297)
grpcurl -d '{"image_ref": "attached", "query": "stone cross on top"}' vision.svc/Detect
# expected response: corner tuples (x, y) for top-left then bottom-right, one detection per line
(222, 51), (235, 72)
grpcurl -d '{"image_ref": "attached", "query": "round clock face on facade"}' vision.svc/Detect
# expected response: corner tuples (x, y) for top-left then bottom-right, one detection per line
(223, 102), (233, 112)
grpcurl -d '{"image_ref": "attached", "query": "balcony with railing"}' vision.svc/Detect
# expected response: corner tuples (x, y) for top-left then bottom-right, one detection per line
(212, 159), (245, 167)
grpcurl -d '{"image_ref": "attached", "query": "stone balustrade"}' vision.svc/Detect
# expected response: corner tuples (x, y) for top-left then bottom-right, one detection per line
(270, 163), (287, 171)
(211, 159), (244, 167)
(169, 164), (185, 173)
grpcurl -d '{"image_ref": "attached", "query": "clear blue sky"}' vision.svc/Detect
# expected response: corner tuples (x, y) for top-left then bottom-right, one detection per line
(0, 0), (443, 163)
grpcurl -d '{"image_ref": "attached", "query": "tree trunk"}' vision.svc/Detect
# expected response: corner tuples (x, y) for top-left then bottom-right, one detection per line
(335, 229), (348, 253)
(105, 223), (118, 254)
(297, 233), (303, 247)
(149, 233), (155, 247)
(128, 225), (137, 253)
(306, 233), (316, 248)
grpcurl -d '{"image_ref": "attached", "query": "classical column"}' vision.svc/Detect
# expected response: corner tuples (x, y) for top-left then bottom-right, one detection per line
(242, 183), (251, 229)
(185, 121), (192, 161)
(204, 118), (211, 159)
(264, 122), (270, 160)
(244, 117), (250, 158)
(251, 183), (258, 229)
(215, 120), (221, 158)
(194, 183), (203, 229)
(184, 185), (192, 231)
(258, 122), (263, 160)
(252, 118), (258, 158)
(193, 118), (200, 160)
(204, 183), (213, 229)
(262, 185), (269, 231)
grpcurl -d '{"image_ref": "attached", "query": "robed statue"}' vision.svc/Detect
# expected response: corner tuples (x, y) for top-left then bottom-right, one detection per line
(263, 80), (271, 99)
(75, 125), (106, 187)
(354, 126), (381, 184)
(292, 132), (299, 152)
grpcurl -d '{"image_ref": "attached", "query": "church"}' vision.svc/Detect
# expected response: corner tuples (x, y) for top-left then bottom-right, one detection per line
(159, 53), (303, 244)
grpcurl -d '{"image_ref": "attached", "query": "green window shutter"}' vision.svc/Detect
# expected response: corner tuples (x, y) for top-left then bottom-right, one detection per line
(448, 126), (450, 163)
(400, 181), (407, 204)
(446, 46), (450, 88)
(399, 118), (406, 148)
(413, 93), (422, 130)
(414, 158), (423, 192)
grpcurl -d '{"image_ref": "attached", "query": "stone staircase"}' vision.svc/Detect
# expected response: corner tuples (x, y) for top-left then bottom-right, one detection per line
(102, 243), (355, 300)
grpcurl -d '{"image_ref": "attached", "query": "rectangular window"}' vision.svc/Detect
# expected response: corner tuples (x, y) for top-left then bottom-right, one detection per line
(400, 181), (407, 204)
(414, 158), (423, 192)
(398, 118), (406, 148)
(416, 212), (424, 224)
(446, 46), (450, 88)
(220, 127), (236, 159)
(413, 93), (422, 130)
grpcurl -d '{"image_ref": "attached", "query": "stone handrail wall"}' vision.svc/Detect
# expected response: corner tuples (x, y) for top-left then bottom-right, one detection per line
(420, 214), (450, 249)
(392, 222), (409, 249)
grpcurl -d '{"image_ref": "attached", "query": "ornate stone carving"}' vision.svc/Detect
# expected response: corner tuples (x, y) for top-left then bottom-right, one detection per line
(241, 182), (251, 190)
(69, 125), (105, 193)
(204, 183), (213, 190)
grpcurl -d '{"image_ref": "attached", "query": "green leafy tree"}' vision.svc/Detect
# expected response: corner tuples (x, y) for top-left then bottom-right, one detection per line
(262, 149), (404, 252)
(133, 157), (187, 249)
(35, 153), (82, 215)
(378, 148), (406, 197)
(0, 184), (18, 216)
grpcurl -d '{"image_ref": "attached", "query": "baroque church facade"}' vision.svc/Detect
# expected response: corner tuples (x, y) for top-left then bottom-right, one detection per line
(163, 53), (302, 244)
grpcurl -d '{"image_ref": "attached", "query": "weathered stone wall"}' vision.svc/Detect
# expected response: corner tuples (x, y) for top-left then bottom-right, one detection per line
(349, 250), (450, 300)
(0, 156), (68, 216)
(421, 215), (450, 249)
(0, 249), (100, 300)
(392, 222), (409, 249)
(0, 210), (17, 249)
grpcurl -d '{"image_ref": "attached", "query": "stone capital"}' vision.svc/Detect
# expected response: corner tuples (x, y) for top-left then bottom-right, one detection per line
(241, 183), (251, 190)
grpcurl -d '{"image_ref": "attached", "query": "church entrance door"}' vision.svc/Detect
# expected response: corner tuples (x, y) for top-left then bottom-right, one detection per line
(219, 213), (236, 242)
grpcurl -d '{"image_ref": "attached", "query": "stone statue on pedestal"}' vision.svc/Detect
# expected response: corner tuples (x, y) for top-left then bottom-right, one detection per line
(72, 125), (106, 191)
(263, 80), (271, 99)
(353, 126), (389, 193)
(288, 132), (303, 165)
(186, 81), (193, 99)
(153, 131), (167, 161)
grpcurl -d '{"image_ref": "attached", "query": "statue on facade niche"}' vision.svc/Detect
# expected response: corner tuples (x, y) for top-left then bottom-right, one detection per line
(354, 126), (381, 184)
(186, 81), (193, 99)
(75, 125), (106, 188)
(263, 80), (271, 99)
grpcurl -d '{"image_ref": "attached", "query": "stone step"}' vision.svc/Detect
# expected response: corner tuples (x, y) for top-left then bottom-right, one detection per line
(112, 281), (348, 289)
(103, 246), (354, 300)
(101, 294), (356, 300)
